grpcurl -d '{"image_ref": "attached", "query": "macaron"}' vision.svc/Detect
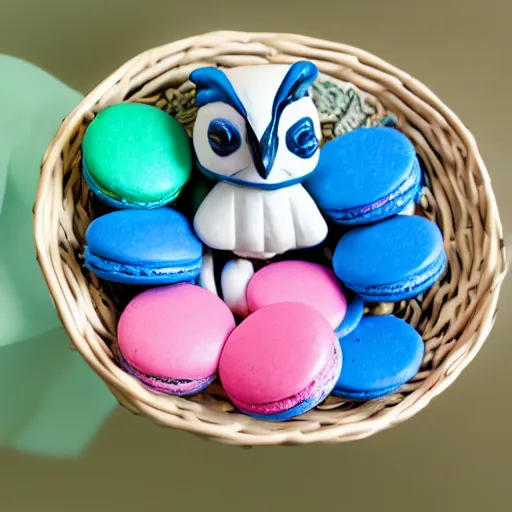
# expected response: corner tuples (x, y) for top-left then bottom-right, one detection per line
(219, 302), (342, 421)
(305, 126), (422, 225)
(118, 284), (235, 395)
(332, 215), (447, 302)
(333, 315), (424, 400)
(246, 261), (347, 330)
(82, 103), (192, 208)
(84, 208), (203, 285)
(335, 289), (365, 338)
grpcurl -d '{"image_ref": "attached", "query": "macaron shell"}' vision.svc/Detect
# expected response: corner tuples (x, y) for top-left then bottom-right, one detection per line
(332, 215), (446, 292)
(82, 103), (192, 206)
(247, 261), (347, 329)
(305, 126), (418, 211)
(243, 346), (341, 421)
(85, 208), (203, 267)
(219, 302), (337, 405)
(335, 290), (365, 339)
(334, 315), (424, 397)
(118, 284), (235, 380)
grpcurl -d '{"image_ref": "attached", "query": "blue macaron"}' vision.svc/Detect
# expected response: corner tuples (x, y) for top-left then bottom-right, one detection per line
(305, 127), (422, 225)
(84, 208), (203, 285)
(333, 315), (424, 400)
(335, 288), (365, 339)
(332, 215), (447, 302)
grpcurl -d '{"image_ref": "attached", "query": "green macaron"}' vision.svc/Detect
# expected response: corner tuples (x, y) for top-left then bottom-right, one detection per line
(82, 103), (192, 208)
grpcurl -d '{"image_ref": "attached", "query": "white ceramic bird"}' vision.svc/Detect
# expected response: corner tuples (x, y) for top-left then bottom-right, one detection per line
(189, 61), (328, 259)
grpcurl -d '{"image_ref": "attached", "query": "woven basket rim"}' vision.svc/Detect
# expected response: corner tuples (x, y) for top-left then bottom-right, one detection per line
(34, 31), (507, 445)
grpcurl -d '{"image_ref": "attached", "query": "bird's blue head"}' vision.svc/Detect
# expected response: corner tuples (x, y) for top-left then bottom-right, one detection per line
(190, 61), (321, 190)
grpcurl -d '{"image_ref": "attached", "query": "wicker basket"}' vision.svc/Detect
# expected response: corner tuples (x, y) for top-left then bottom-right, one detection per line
(34, 31), (507, 445)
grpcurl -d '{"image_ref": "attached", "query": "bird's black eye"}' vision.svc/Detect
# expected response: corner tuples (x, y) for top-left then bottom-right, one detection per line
(207, 118), (242, 156)
(285, 117), (319, 158)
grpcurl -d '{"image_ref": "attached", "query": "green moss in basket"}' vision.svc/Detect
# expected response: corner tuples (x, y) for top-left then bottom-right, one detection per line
(312, 79), (378, 137)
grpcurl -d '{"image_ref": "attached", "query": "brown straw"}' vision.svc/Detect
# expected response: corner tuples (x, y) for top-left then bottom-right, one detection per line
(34, 31), (507, 445)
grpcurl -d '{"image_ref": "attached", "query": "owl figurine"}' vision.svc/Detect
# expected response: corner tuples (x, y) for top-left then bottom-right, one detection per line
(189, 61), (328, 260)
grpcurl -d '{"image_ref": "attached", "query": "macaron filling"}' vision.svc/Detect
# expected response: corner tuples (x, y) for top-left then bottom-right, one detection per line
(344, 248), (447, 301)
(83, 159), (182, 209)
(120, 354), (214, 396)
(332, 383), (402, 401)
(84, 248), (202, 281)
(231, 345), (341, 415)
(326, 158), (421, 224)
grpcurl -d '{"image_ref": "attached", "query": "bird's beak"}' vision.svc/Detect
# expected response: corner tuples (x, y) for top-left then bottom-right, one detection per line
(256, 155), (271, 180)
(246, 123), (271, 180)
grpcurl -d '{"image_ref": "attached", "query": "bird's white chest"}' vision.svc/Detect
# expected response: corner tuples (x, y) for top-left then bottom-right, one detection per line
(193, 182), (328, 258)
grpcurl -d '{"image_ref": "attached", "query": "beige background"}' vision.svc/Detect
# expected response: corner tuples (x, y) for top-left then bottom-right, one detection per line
(1, 0), (511, 510)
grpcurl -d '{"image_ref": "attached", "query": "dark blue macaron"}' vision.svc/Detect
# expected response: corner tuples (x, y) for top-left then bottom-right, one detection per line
(84, 208), (203, 285)
(305, 127), (421, 225)
(332, 215), (447, 302)
(333, 315), (424, 400)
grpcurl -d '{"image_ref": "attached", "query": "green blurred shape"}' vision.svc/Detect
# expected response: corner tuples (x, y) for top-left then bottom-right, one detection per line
(0, 326), (116, 457)
(0, 328), (69, 445)
(0, 55), (117, 457)
(0, 54), (82, 347)
(9, 344), (117, 458)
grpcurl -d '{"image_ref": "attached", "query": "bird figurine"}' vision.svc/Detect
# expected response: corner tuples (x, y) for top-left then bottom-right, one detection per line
(189, 61), (328, 260)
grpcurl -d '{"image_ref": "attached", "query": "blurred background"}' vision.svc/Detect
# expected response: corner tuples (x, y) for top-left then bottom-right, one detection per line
(0, 0), (510, 510)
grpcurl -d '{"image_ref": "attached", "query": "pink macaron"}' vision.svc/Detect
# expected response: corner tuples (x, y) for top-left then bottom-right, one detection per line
(219, 302), (342, 421)
(117, 283), (235, 395)
(246, 260), (347, 330)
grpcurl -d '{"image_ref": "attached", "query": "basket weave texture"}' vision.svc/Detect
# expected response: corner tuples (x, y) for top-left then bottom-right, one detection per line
(34, 31), (507, 445)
